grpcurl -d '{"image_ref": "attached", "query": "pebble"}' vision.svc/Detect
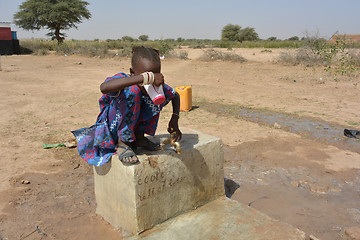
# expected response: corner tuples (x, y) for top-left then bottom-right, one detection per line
(274, 122), (281, 129)
(21, 180), (30, 184)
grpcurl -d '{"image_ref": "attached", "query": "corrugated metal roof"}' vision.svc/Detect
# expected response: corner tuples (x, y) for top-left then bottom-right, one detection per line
(0, 22), (11, 28)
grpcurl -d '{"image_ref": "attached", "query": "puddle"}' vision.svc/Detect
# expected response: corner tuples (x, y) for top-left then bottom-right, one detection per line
(223, 142), (360, 240)
(197, 102), (360, 153)
(195, 101), (360, 239)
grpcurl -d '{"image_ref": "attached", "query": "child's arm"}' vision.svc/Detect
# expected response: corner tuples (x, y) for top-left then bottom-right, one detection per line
(100, 73), (164, 94)
(168, 92), (182, 141)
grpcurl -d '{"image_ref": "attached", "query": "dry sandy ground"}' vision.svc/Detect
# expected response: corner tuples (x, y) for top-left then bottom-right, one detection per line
(0, 48), (360, 240)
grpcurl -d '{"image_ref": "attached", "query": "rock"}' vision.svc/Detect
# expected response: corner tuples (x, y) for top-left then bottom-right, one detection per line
(21, 180), (30, 184)
(64, 142), (76, 148)
(274, 122), (281, 129)
(343, 226), (360, 240)
(224, 178), (240, 198)
(290, 181), (300, 188)
(309, 234), (321, 240)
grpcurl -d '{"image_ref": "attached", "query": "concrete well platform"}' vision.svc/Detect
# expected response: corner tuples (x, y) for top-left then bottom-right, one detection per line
(129, 197), (306, 240)
(94, 129), (225, 235)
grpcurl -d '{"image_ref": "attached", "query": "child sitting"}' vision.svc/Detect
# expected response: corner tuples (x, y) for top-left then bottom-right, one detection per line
(72, 46), (182, 166)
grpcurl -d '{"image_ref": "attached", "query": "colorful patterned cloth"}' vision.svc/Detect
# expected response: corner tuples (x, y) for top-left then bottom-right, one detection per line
(72, 72), (176, 166)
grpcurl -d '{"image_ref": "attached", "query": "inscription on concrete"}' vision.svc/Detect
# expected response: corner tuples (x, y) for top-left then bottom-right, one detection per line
(135, 168), (186, 202)
(139, 167), (188, 202)
(94, 129), (225, 235)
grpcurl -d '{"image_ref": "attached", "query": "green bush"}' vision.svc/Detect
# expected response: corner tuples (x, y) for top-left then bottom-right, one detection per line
(154, 41), (174, 55)
(319, 37), (360, 75)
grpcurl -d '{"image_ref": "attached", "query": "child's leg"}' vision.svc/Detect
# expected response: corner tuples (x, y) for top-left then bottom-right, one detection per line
(116, 85), (142, 142)
(115, 85), (142, 163)
(134, 114), (161, 151)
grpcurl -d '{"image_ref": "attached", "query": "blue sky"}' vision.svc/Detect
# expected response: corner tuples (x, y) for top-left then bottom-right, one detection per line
(1, 0), (359, 40)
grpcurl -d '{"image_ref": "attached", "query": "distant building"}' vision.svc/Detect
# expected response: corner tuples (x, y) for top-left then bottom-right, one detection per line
(0, 22), (20, 55)
(331, 34), (360, 43)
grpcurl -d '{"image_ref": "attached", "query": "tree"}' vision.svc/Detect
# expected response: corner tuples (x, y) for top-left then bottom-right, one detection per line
(122, 36), (135, 42)
(221, 24), (241, 41)
(138, 35), (149, 41)
(287, 36), (299, 41)
(238, 27), (259, 42)
(14, 0), (91, 43)
(221, 24), (259, 42)
(267, 37), (278, 41)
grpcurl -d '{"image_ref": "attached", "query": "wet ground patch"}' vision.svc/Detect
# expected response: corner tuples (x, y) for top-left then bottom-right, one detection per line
(195, 101), (360, 153)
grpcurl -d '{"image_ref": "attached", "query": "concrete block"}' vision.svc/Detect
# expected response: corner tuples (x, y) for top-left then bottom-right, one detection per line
(94, 128), (224, 235)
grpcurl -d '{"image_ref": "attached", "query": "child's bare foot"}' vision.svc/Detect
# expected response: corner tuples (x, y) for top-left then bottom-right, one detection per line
(117, 141), (139, 164)
(134, 132), (160, 151)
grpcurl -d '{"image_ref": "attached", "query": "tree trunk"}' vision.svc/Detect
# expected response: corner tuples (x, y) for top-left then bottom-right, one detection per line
(55, 27), (63, 44)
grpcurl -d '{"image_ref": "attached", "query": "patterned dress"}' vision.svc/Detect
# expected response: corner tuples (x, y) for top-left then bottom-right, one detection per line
(72, 72), (176, 166)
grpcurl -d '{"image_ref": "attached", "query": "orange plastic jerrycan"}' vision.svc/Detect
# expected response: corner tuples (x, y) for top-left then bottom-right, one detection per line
(175, 86), (192, 112)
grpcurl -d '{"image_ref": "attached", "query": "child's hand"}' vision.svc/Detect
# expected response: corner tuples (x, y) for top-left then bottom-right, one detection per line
(168, 115), (182, 142)
(153, 73), (165, 87)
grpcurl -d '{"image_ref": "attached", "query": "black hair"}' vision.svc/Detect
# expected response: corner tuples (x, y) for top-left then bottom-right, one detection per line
(131, 46), (160, 69)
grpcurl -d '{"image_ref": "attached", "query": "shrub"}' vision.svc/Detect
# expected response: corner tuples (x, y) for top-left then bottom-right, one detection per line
(164, 50), (188, 59)
(178, 51), (189, 59)
(19, 45), (33, 54)
(105, 39), (123, 49)
(278, 48), (323, 66)
(54, 41), (110, 57)
(199, 49), (247, 62)
(190, 44), (205, 49)
(278, 35), (360, 74)
(116, 46), (133, 58)
(79, 45), (109, 57)
(158, 41), (174, 55)
(348, 49), (360, 66)
(36, 48), (50, 55)
(261, 49), (272, 53)
(55, 43), (74, 55)
(19, 39), (57, 54)
(320, 37), (360, 75)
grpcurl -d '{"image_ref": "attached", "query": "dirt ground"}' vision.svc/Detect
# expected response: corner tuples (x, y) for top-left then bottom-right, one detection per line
(0, 48), (360, 240)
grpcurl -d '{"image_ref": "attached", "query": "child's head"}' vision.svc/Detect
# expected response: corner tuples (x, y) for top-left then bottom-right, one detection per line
(130, 46), (161, 75)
